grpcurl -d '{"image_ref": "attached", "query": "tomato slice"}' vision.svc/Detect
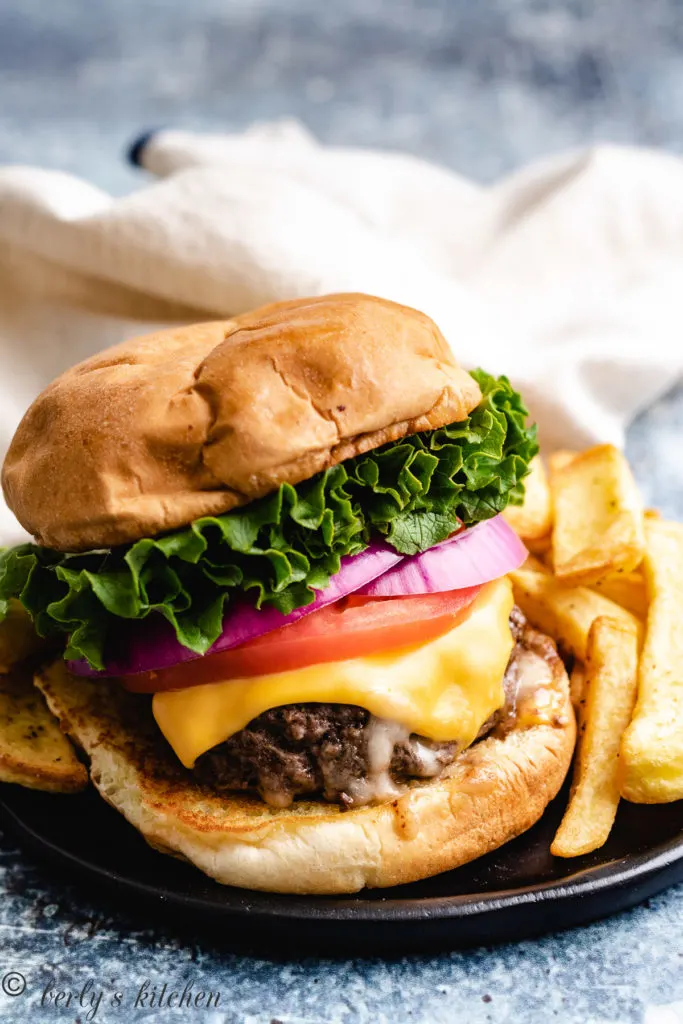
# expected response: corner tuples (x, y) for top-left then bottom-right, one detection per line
(123, 585), (483, 694)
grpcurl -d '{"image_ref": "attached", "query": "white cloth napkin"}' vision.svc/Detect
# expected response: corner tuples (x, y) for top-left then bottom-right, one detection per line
(1, 120), (682, 544)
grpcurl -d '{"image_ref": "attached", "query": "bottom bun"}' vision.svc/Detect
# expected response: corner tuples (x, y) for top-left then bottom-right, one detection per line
(35, 653), (575, 895)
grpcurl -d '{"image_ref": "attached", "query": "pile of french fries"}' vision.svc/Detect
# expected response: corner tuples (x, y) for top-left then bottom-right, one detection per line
(504, 445), (683, 857)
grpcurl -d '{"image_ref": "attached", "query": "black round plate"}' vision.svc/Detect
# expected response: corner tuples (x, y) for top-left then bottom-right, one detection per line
(2, 782), (683, 954)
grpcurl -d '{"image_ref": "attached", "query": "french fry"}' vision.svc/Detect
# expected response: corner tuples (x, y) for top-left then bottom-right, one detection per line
(0, 666), (88, 792)
(524, 533), (552, 557)
(591, 571), (647, 619)
(522, 553), (551, 575)
(548, 450), (579, 477)
(551, 616), (639, 857)
(621, 520), (683, 803)
(550, 445), (645, 587)
(509, 568), (642, 661)
(503, 456), (552, 541)
(0, 601), (44, 673)
(540, 544), (556, 571)
(569, 662), (586, 712)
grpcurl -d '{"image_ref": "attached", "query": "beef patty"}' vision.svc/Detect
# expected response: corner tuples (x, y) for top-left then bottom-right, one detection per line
(193, 605), (554, 808)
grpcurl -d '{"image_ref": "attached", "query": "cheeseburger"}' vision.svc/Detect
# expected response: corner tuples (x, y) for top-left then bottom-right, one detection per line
(0, 293), (574, 893)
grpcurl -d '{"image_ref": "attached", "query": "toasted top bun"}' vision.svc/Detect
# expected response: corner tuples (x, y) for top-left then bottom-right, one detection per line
(3, 293), (481, 551)
(35, 642), (574, 895)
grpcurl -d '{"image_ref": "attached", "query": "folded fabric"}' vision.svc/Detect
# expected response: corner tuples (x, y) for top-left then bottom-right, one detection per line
(1, 120), (681, 542)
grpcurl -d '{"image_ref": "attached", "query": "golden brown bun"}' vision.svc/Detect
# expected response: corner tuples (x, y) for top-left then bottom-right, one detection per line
(3, 293), (480, 551)
(34, 651), (575, 895)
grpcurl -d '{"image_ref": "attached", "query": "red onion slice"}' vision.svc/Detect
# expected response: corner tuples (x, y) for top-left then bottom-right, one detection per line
(357, 516), (527, 597)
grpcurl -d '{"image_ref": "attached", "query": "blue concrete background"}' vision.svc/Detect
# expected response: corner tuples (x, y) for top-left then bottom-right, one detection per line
(2, 1), (683, 1021)
(4, 0), (683, 194)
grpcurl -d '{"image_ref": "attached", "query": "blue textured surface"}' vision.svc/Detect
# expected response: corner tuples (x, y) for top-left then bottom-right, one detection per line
(4, 0), (683, 195)
(2, 1), (683, 1020)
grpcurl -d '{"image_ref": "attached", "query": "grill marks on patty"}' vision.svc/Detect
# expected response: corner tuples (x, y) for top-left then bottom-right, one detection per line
(193, 606), (551, 808)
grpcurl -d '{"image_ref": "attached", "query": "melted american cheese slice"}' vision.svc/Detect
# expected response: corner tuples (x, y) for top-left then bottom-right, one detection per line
(153, 576), (515, 768)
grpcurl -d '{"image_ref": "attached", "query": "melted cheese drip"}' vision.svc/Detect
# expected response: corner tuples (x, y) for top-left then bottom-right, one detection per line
(514, 649), (553, 700)
(513, 649), (565, 729)
(411, 738), (447, 777)
(153, 576), (515, 768)
(345, 718), (407, 805)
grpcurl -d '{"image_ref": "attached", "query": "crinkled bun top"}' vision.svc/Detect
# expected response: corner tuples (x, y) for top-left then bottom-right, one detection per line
(2, 293), (481, 551)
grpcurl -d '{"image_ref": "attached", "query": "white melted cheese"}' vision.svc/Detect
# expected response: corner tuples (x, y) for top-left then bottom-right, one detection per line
(411, 738), (448, 777)
(345, 718), (408, 805)
(513, 649), (553, 699)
